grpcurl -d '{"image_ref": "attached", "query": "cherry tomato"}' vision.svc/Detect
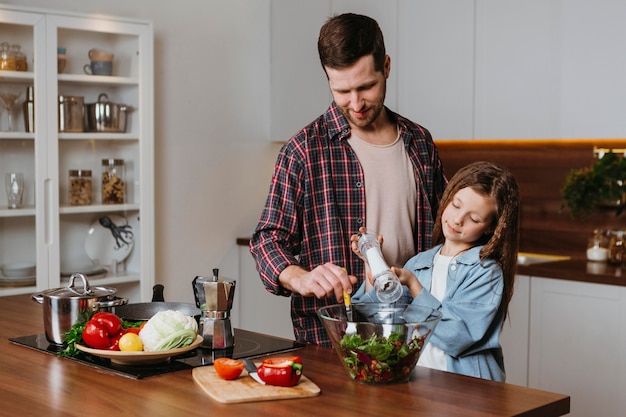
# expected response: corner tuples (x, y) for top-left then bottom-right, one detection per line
(118, 333), (143, 352)
(213, 358), (244, 380)
(123, 327), (141, 335)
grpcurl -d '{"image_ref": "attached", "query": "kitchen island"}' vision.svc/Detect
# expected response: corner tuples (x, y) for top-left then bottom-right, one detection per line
(0, 294), (569, 417)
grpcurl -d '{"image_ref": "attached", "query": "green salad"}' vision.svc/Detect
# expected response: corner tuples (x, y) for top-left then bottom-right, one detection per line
(339, 331), (429, 383)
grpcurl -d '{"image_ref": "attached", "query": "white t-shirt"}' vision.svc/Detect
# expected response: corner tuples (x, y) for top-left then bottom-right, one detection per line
(417, 250), (449, 371)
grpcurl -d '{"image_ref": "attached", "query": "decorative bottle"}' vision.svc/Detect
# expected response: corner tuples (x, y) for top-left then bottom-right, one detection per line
(357, 231), (403, 303)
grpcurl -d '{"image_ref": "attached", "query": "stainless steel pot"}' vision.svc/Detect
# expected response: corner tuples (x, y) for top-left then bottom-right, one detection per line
(85, 93), (131, 132)
(31, 273), (128, 345)
(58, 95), (85, 132)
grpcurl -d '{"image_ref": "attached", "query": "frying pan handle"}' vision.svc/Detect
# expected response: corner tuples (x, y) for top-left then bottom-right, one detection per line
(152, 284), (165, 302)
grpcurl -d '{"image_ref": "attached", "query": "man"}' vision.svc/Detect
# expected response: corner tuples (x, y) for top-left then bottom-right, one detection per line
(250, 13), (447, 346)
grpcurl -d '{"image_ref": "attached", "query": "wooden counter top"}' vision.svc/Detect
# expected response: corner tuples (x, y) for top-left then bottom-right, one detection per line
(518, 258), (626, 287)
(0, 294), (569, 417)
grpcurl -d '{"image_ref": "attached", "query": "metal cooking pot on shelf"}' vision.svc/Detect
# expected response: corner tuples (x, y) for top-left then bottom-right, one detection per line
(84, 93), (132, 133)
(31, 273), (128, 345)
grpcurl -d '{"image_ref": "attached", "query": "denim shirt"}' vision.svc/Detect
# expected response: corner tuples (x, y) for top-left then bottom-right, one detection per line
(351, 244), (506, 382)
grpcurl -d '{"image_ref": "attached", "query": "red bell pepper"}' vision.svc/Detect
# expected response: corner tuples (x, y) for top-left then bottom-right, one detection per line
(81, 312), (124, 350)
(257, 356), (303, 387)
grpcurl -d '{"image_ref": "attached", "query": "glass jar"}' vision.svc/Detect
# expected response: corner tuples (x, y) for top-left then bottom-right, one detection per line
(11, 44), (27, 71)
(68, 169), (92, 206)
(0, 42), (16, 71)
(608, 230), (625, 265)
(586, 229), (609, 262)
(101, 158), (125, 204)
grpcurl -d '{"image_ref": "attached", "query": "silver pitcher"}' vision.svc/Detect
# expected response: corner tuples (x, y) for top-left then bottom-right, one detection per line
(192, 269), (236, 349)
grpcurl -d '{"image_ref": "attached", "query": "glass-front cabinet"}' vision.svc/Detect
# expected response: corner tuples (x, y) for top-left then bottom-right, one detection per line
(0, 4), (154, 301)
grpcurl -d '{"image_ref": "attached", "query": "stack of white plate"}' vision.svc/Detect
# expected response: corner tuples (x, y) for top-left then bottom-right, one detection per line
(0, 262), (36, 286)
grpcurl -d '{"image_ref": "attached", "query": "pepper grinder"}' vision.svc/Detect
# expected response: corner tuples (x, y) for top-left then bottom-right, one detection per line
(357, 231), (403, 303)
(192, 269), (236, 349)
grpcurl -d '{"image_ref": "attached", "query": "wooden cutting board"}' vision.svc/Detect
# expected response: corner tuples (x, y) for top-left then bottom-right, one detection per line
(192, 364), (321, 404)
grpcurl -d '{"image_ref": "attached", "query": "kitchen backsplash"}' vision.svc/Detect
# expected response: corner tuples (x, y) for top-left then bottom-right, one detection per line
(435, 139), (626, 258)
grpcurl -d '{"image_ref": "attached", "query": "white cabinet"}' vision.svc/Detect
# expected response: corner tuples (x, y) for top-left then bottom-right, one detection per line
(528, 277), (626, 417)
(500, 274), (530, 387)
(0, 5), (154, 302)
(397, 0), (475, 140)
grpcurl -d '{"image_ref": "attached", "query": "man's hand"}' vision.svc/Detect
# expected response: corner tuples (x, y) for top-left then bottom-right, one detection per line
(279, 263), (356, 301)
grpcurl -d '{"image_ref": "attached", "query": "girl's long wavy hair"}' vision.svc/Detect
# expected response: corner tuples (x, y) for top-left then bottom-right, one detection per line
(432, 161), (520, 321)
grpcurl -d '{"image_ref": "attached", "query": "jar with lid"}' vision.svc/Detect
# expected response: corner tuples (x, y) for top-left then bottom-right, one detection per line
(587, 229), (609, 262)
(68, 169), (92, 206)
(608, 230), (626, 265)
(0, 42), (16, 71)
(11, 44), (27, 72)
(101, 159), (125, 204)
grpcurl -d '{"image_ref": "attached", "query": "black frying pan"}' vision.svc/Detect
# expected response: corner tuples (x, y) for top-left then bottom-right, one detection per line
(112, 284), (201, 321)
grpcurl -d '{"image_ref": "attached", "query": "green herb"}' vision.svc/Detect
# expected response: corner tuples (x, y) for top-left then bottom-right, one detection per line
(58, 320), (87, 357)
(561, 151), (626, 219)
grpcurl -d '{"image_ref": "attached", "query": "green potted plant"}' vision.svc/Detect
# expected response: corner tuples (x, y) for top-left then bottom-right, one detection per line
(561, 151), (626, 219)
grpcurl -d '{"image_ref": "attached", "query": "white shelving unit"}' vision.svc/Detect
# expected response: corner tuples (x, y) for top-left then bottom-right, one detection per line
(0, 4), (154, 302)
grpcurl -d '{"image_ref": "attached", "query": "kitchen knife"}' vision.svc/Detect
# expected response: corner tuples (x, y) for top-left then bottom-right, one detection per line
(243, 358), (266, 385)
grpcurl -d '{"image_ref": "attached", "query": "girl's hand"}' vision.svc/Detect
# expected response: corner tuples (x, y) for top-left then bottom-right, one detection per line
(392, 266), (423, 298)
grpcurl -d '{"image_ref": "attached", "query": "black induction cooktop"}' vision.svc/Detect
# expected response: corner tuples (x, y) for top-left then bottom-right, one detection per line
(9, 328), (305, 380)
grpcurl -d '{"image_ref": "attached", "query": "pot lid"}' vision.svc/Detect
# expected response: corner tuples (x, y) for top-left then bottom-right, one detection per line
(41, 273), (117, 299)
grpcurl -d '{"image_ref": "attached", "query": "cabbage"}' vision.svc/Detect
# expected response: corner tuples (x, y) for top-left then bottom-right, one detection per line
(139, 310), (198, 351)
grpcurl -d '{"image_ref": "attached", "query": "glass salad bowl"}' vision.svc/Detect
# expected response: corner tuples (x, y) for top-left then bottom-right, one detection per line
(317, 303), (442, 385)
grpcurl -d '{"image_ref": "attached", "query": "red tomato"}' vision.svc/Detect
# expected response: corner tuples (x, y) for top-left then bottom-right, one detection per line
(123, 327), (141, 335)
(82, 321), (112, 349)
(213, 358), (244, 380)
(90, 312), (122, 336)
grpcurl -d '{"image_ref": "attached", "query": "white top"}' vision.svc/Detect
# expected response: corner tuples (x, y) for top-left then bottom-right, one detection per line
(417, 250), (450, 372)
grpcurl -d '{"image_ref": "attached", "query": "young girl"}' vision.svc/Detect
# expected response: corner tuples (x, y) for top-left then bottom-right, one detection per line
(350, 161), (520, 382)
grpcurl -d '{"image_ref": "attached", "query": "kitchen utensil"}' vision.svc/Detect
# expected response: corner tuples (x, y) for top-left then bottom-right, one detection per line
(31, 273), (128, 344)
(84, 215), (134, 269)
(318, 303), (442, 384)
(83, 61), (112, 76)
(1, 261), (35, 278)
(88, 48), (114, 61)
(357, 231), (403, 303)
(23, 85), (34, 133)
(0, 90), (20, 132)
(111, 284), (201, 321)
(85, 93), (131, 132)
(75, 335), (203, 365)
(193, 269), (237, 349)
(58, 95), (84, 132)
(113, 302), (201, 322)
(342, 290), (356, 335)
(192, 365), (320, 404)
(243, 358), (266, 385)
(5, 172), (24, 208)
